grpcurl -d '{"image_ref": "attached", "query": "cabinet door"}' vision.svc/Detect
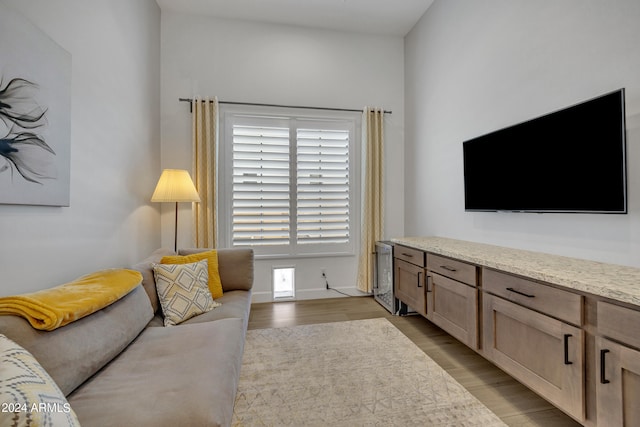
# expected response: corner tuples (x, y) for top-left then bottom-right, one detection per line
(483, 294), (585, 422)
(596, 336), (640, 426)
(394, 258), (426, 317)
(427, 272), (478, 349)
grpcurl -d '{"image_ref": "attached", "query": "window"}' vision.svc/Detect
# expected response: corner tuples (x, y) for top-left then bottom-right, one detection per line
(220, 109), (359, 258)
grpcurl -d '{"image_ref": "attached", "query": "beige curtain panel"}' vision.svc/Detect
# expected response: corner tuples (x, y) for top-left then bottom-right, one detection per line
(357, 107), (385, 293)
(191, 97), (218, 248)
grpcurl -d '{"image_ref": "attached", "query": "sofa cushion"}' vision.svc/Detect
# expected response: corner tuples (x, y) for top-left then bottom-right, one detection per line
(68, 318), (246, 427)
(180, 290), (251, 330)
(146, 289), (252, 333)
(152, 260), (220, 326)
(0, 334), (81, 427)
(179, 248), (254, 292)
(130, 247), (177, 313)
(161, 250), (224, 298)
(0, 285), (153, 396)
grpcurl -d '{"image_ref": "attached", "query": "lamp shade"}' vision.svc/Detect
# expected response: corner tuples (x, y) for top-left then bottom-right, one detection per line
(151, 169), (201, 203)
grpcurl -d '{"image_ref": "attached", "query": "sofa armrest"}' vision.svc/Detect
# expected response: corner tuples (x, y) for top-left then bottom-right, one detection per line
(130, 248), (177, 314)
(179, 248), (254, 292)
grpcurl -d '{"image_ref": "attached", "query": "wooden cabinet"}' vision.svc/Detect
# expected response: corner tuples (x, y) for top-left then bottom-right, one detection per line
(426, 254), (478, 349)
(595, 337), (640, 426)
(483, 293), (585, 422)
(389, 238), (640, 426)
(394, 246), (426, 317)
(483, 269), (588, 424)
(595, 302), (640, 426)
(426, 272), (478, 348)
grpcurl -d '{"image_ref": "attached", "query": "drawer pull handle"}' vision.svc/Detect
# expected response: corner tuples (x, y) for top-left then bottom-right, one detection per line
(600, 349), (611, 384)
(417, 271), (423, 288)
(402, 253), (414, 258)
(506, 287), (535, 298)
(426, 275), (432, 293)
(563, 334), (573, 365)
(440, 265), (457, 272)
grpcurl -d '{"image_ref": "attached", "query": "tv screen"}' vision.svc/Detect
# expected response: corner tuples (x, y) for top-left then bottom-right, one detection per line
(463, 89), (627, 213)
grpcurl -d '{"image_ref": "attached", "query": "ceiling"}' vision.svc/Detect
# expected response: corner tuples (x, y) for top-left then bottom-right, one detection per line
(155, 0), (434, 37)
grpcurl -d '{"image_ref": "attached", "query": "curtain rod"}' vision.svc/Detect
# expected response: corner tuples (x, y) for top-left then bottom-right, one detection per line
(178, 98), (391, 114)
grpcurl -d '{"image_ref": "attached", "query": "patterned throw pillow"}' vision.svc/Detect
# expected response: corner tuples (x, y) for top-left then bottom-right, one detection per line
(0, 334), (81, 427)
(152, 259), (221, 326)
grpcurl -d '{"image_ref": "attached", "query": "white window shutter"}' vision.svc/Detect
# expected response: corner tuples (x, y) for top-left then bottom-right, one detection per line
(296, 128), (350, 244)
(232, 124), (290, 246)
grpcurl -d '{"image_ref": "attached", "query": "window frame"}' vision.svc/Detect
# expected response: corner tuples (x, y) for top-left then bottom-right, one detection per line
(218, 105), (361, 259)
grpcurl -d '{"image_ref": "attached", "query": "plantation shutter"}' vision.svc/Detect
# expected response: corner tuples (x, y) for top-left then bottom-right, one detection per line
(231, 123), (291, 246)
(224, 112), (356, 256)
(296, 127), (350, 244)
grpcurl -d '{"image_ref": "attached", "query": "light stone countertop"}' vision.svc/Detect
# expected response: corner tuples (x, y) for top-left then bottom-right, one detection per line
(391, 236), (640, 307)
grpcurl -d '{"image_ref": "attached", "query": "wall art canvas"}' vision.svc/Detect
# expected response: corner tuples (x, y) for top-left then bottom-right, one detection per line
(0, 3), (71, 206)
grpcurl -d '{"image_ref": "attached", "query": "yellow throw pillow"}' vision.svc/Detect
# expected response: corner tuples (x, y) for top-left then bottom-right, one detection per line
(161, 250), (223, 299)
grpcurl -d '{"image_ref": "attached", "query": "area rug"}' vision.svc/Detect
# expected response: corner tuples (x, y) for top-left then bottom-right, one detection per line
(232, 318), (506, 426)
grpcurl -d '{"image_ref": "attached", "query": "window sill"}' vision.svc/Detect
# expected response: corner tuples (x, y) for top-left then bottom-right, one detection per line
(254, 251), (356, 261)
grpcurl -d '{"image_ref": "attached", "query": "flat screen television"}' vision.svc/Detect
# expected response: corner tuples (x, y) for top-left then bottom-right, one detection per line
(463, 89), (627, 213)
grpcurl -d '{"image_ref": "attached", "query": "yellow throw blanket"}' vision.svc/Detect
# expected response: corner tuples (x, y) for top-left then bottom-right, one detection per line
(0, 269), (142, 331)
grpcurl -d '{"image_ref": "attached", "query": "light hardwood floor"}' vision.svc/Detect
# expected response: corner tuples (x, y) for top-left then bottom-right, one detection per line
(248, 296), (582, 427)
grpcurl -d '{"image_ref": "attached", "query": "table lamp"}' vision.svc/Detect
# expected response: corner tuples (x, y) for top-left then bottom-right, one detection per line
(151, 169), (201, 251)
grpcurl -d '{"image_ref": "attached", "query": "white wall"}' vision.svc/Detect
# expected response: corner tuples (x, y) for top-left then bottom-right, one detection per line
(161, 12), (405, 301)
(0, 0), (162, 295)
(405, 0), (640, 267)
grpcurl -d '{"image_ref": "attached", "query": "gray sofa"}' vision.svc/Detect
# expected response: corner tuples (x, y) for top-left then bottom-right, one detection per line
(0, 247), (253, 427)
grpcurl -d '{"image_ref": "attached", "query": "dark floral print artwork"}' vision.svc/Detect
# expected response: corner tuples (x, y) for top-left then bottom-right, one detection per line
(1, 2), (71, 206)
(0, 77), (56, 184)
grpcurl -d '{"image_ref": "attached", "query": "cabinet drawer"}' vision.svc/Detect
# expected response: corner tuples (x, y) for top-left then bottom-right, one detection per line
(394, 245), (425, 267)
(427, 254), (477, 286)
(483, 268), (582, 326)
(598, 301), (640, 349)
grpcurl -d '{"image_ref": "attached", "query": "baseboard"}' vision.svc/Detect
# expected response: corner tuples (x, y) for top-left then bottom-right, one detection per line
(251, 287), (370, 303)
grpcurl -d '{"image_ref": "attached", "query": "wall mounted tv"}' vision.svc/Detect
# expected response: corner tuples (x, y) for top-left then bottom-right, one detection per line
(463, 89), (627, 214)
